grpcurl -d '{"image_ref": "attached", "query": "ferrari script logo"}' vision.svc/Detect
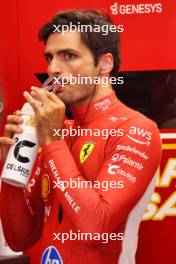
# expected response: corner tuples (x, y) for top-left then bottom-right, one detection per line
(80, 143), (95, 164)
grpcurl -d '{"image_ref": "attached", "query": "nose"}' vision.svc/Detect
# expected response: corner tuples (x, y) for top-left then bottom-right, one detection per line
(47, 58), (63, 77)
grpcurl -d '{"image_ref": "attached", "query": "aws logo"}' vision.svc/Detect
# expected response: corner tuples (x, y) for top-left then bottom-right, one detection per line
(126, 126), (152, 146)
(14, 137), (36, 163)
(80, 142), (95, 164)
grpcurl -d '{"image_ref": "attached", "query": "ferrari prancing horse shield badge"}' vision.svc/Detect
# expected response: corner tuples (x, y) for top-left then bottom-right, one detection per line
(80, 142), (95, 164)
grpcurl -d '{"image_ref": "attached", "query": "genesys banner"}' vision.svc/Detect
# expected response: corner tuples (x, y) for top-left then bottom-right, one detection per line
(109, 0), (176, 71)
(137, 129), (176, 263)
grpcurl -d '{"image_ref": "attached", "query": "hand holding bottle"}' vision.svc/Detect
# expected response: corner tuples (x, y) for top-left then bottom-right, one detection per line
(0, 110), (23, 163)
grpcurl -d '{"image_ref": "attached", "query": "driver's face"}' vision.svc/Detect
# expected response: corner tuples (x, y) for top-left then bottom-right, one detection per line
(44, 31), (100, 105)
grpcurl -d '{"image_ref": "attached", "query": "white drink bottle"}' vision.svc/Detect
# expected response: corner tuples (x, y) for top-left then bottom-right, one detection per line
(0, 76), (61, 187)
(1, 102), (39, 187)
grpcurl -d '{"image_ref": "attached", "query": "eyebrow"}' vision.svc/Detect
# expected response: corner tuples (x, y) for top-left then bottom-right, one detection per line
(44, 48), (79, 58)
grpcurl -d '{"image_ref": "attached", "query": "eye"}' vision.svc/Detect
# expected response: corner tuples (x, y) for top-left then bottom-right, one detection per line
(64, 52), (76, 60)
(47, 57), (52, 63)
(45, 55), (52, 64)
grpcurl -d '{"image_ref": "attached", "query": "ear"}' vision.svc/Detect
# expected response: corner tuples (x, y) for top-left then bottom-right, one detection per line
(98, 53), (113, 75)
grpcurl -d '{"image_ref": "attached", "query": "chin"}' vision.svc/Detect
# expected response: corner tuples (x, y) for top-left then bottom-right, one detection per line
(56, 93), (74, 105)
(56, 90), (89, 106)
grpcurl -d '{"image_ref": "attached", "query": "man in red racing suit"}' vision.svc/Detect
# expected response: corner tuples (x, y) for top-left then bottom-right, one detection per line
(0, 9), (162, 264)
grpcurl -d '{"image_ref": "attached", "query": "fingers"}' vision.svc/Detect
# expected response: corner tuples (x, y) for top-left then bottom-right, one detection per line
(0, 136), (15, 145)
(0, 110), (23, 158)
(30, 86), (50, 105)
(4, 110), (23, 138)
(0, 137), (15, 162)
(5, 111), (24, 138)
(4, 124), (23, 139)
(31, 86), (65, 107)
(23, 87), (61, 113)
(13, 110), (23, 116)
(23, 91), (40, 112)
(5, 124), (23, 134)
(46, 90), (64, 105)
(7, 114), (23, 125)
(31, 86), (64, 105)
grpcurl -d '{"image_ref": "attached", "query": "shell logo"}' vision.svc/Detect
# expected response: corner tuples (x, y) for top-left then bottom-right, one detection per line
(42, 173), (50, 200)
(38, 147), (42, 154)
(25, 116), (36, 127)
